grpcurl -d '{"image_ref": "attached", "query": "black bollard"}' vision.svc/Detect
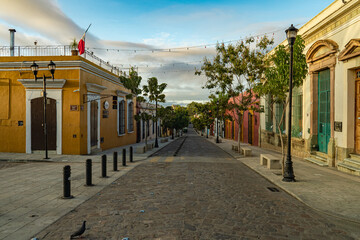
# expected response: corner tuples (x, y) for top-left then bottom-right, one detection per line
(63, 165), (73, 199)
(101, 155), (107, 178)
(122, 149), (126, 166)
(85, 159), (93, 186)
(113, 152), (118, 171)
(130, 146), (133, 162)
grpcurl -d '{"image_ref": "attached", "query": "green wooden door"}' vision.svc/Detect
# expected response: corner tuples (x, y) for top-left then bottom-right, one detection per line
(318, 69), (330, 153)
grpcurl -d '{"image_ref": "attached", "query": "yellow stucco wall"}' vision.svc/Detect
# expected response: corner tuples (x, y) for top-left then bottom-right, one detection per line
(80, 69), (136, 153)
(0, 56), (136, 154)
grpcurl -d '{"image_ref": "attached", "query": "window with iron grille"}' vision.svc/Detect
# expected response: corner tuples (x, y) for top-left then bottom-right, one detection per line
(128, 102), (134, 132)
(275, 102), (285, 134)
(142, 120), (145, 139)
(265, 95), (273, 131)
(292, 87), (303, 138)
(152, 119), (155, 134)
(118, 100), (125, 135)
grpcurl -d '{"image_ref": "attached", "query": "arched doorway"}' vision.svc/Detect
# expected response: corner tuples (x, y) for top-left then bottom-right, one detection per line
(31, 97), (56, 151)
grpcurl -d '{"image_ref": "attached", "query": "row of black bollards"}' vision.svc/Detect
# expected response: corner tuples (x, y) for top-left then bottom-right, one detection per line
(63, 147), (134, 199)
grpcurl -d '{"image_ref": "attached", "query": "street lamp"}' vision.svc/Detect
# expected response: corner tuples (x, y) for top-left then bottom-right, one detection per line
(283, 24), (298, 182)
(155, 102), (159, 148)
(30, 60), (56, 159)
(216, 100), (219, 143)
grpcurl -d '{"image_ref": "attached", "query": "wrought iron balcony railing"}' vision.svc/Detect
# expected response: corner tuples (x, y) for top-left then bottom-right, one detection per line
(0, 45), (122, 76)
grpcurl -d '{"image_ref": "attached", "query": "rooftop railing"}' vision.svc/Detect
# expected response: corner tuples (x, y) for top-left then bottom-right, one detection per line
(0, 45), (122, 76)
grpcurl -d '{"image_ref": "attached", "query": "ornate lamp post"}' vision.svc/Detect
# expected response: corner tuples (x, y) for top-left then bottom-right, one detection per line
(30, 60), (56, 159)
(283, 25), (298, 182)
(216, 100), (219, 143)
(154, 102), (159, 148)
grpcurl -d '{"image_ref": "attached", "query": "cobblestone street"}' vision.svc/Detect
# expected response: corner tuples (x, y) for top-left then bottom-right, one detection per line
(36, 129), (360, 239)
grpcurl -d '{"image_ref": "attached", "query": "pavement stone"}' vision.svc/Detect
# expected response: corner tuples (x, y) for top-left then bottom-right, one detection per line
(0, 137), (177, 240)
(205, 134), (360, 223)
(34, 131), (360, 239)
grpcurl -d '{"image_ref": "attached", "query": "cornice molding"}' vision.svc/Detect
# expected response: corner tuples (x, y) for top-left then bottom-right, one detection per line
(306, 39), (339, 63)
(339, 38), (360, 61)
(0, 60), (123, 87)
(86, 83), (107, 93)
(18, 79), (66, 88)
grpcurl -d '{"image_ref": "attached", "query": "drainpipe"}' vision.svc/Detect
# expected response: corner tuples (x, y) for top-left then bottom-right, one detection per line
(9, 29), (16, 56)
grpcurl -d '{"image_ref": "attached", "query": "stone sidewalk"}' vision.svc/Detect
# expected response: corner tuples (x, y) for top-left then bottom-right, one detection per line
(205, 135), (360, 223)
(0, 137), (177, 240)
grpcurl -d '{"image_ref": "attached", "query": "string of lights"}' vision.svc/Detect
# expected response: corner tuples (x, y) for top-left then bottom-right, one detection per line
(86, 23), (304, 54)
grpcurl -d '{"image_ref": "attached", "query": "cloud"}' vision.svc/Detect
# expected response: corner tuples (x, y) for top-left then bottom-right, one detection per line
(0, 0), (100, 45)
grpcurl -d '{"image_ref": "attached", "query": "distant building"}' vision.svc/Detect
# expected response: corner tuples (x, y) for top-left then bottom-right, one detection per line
(0, 48), (136, 155)
(260, 0), (360, 175)
(225, 91), (260, 146)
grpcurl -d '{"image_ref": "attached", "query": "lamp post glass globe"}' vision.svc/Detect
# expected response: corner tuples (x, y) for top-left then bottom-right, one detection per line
(48, 60), (56, 76)
(286, 24), (298, 46)
(30, 61), (39, 78)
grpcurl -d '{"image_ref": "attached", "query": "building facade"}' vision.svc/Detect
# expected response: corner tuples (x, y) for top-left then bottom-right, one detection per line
(0, 55), (136, 155)
(260, 0), (360, 175)
(225, 93), (260, 146)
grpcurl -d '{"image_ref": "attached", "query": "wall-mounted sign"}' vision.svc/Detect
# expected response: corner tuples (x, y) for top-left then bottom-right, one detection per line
(334, 121), (342, 132)
(70, 105), (78, 111)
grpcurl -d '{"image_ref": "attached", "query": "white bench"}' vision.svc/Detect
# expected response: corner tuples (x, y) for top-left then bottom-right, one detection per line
(260, 154), (281, 169)
(232, 144), (238, 152)
(135, 145), (146, 154)
(146, 143), (154, 150)
(241, 147), (252, 157)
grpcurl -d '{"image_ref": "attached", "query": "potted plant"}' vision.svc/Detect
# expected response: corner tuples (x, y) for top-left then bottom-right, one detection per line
(71, 38), (78, 56)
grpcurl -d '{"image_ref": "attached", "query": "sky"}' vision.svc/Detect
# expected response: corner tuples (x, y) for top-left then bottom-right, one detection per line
(0, 0), (334, 106)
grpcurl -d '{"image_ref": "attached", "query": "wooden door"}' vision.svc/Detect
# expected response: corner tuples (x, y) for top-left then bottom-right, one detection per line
(90, 100), (98, 147)
(248, 113), (253, 145)
(355, 74), (360, 153)
(318, 69), (331, 153)
(31, 97), (56, 150)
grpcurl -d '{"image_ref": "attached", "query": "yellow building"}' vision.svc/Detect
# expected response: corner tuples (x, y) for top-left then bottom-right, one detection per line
(0, 54), (136, 155)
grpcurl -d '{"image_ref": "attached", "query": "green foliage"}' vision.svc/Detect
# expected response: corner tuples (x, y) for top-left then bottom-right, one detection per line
(255, 36), (307, 104)
(119, 67), (143, 100)
(187, 102), (214, 132)
(142, 77), (167, 103)
(196, 36), (274, 146)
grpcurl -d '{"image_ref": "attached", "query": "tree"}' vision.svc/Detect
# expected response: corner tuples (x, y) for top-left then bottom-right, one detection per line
(173, 106), (190, 136)
(188, 101), (217, 137)
(196, 36), (274, 152)
(143, 77), (167, 147)
(134, 104), (153, 149)
(119, 67), (143, 101)
(255, 35), (308, 173)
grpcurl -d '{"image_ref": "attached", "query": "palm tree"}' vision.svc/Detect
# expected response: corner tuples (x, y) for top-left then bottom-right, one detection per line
(143, 77), (167, 147)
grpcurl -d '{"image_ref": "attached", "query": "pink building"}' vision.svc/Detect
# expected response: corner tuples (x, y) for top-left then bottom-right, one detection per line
(225, 92), (260, 146)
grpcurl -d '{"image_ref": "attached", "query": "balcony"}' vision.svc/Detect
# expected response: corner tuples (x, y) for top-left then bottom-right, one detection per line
(0, 45), (122, 76)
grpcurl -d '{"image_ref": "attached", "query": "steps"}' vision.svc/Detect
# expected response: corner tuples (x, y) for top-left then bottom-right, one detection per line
(337, 154), (360, 176)
(304, 152), (328, 167)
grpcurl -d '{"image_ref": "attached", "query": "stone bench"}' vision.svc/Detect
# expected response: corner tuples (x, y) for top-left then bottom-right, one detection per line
(260, 154), (281, 169)
(241, 147), (252, 157)
(232, 144), (238, 151)
(135, 145), (146, 154)
(160, 138), (168, 143)
(146, 143), (154, 150)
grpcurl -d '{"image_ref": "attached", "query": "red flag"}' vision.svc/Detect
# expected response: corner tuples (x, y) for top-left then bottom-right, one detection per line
(78, 36), (85, 55)
(78, 24), (91, 55)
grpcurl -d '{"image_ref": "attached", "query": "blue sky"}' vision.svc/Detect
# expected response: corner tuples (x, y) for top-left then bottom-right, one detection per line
(0, 0), (334, 105)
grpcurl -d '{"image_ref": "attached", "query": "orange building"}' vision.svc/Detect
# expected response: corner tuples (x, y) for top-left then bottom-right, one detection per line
(0, 54), (136, 155)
